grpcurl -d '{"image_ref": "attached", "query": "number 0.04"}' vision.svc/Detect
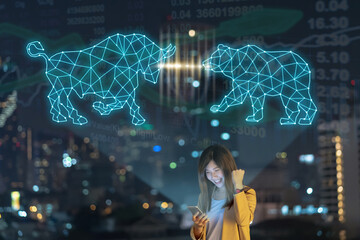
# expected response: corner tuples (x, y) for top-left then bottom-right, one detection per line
(315, 0), (348, 12)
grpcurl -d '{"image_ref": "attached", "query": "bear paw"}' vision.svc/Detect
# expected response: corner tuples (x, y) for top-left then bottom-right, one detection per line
(298, 118), (312, 125)
(246, 116), (261, 122)
(210, 105), (220, 113)
(280, 118), (296, 125)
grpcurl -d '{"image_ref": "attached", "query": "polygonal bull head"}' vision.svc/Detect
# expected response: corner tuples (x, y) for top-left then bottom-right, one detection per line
(142, 44), (176, 84)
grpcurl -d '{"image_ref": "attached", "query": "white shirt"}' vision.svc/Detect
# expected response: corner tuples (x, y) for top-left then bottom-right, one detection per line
(206, 198), (226, 240)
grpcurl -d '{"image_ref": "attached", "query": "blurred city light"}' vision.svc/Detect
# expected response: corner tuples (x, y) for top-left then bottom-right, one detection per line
(307, 187), (313, 194)
(82, 180), (89, 187)
(188, 29), (196, 37)
(191, 151), (199, 158)
(281, 205), (289, 215)
(29, 206), (37, 212)
(299, 154), (314, 164)
(18, 211), (27, 217)
(62, 153), (77, 168)
(192, 80), (200, 88)
(142, 203), (149, 209)
(210, 119), (219, 127)
(11, 191), (20, 211)
(220, 132), (230, 140)
(65, 223), (72, 230)
(32, 185), (39, 192)
(63, 157), (71, 167)
(306, 205), (316, 214)
(161, 202), (168, 209)
(178, 139), (185, 146)
(170, 162), (177, 169)
(119, 169), (126, 175)
(153, 145), (162, 152)
(104, 207), (112, 215)
(293, 205), (301, 215)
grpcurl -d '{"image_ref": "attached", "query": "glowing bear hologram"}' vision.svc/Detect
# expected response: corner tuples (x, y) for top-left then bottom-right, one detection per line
(203, 44), (317, 125)
(26, 33), (176, 125)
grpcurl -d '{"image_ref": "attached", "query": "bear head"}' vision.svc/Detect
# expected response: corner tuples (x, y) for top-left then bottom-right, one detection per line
(203, 44), (232, 73)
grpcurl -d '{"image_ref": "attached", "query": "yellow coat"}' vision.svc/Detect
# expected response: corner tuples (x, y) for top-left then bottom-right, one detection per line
(190, 188), (256, 240)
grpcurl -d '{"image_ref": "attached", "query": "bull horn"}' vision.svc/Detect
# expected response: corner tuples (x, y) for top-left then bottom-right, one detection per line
(163, 44), (176, 58)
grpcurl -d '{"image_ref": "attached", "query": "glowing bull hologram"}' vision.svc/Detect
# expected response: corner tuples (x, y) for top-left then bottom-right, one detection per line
(27, 33), (176, 125)
(203, 44), (317, 125)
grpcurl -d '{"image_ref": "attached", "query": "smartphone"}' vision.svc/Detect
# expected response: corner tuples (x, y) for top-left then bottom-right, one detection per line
(187, 206), (203, 216)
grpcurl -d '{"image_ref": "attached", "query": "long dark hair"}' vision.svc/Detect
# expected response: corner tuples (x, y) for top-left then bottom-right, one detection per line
(197, 144), (237, 212)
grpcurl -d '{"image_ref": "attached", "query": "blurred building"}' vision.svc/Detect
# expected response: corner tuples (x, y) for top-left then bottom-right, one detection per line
(317, 117), (360, 239)
(251, 153), (289, 223)
(341, 118), (360, 238)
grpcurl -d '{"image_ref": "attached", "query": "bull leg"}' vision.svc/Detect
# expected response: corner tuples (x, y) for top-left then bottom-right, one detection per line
(48, 88), (67, 122)
(210, 88), (244, 113)
(93, 101), (111, 115)
(93, 98), (126, 116)
(59, 91), (88, 125)
(126, 93), (145, 125)
(246, 95), (265, 122)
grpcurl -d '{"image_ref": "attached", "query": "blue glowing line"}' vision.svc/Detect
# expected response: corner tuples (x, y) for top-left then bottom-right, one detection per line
(203, 44), (317, 125)
(27, 33), (176, 125)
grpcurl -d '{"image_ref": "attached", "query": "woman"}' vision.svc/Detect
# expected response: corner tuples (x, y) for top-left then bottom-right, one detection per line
(190, 144), (256, 240)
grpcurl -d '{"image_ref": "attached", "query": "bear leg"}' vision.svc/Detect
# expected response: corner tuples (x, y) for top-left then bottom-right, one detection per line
(211, 89), (243, 113)
(246, 95), (265, 122)
(279, 98), (300, 125)
(298, 98), (317, 125)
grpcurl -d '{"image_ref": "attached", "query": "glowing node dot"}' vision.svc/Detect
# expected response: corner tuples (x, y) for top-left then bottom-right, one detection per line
(221, 132), (230, 140)
(192, 80), (200, 88)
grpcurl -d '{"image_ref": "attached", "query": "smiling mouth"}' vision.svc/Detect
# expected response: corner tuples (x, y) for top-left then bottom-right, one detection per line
(214, 179), (222, 184)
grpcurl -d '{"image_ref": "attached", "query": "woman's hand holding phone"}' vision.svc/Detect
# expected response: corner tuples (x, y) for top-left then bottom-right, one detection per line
(192, 212), (209, 238)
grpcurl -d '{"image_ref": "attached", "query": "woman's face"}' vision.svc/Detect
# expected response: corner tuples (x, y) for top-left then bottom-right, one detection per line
(205, 160), (225, 188)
